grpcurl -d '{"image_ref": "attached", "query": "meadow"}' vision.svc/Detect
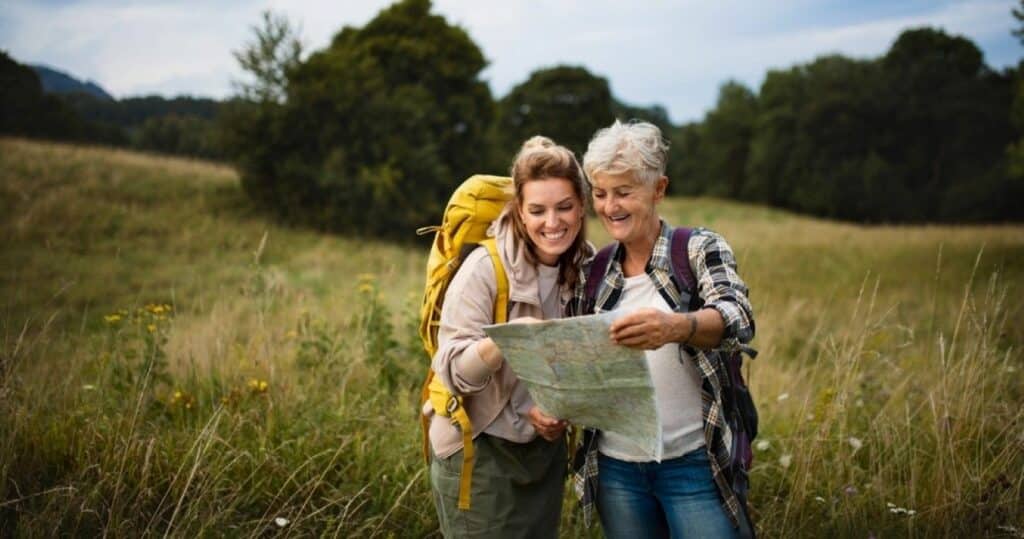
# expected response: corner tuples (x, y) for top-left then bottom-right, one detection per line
(1, 137), (1022, 537)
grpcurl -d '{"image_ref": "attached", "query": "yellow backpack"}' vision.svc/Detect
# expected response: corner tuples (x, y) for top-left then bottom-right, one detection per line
(416, 174), (513, 510)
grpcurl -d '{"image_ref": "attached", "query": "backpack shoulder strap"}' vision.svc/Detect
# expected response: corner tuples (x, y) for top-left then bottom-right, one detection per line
(669, 227), (703, 312)
(479, 238), (509, 324)
(584, 243), (617, 308)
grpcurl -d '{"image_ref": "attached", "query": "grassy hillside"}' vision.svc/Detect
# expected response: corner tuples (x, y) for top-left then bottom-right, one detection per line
(1, 138), (1022, 537)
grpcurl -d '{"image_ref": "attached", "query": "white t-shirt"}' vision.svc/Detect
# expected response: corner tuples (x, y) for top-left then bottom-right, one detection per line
(598, 273), (706, 461)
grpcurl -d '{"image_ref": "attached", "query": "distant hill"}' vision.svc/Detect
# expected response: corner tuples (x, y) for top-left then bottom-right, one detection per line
(31, 64), (114, 101)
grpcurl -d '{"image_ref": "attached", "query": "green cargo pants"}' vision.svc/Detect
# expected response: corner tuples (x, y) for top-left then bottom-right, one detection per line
(430, 433), (566, 538)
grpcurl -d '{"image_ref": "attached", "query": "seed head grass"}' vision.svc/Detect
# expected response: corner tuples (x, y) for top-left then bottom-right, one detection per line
(1, 138), (1022, 536)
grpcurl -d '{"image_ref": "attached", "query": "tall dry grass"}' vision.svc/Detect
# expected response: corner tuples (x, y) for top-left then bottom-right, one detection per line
(1, 138), (1022, 537)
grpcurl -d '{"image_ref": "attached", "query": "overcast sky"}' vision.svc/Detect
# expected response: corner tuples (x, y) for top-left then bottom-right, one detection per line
(1, 0), (1019, 123)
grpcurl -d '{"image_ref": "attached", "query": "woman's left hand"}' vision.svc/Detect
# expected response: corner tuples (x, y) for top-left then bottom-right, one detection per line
(528, 406), (567, 441)
(609, 308), (683, 350)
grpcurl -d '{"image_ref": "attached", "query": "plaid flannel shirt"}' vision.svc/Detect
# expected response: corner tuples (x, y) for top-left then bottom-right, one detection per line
(568, 221), (756, 528)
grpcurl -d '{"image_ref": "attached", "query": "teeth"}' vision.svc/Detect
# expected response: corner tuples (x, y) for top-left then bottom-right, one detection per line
(609, 215), (628, 222)
(542, 230), (566, 240)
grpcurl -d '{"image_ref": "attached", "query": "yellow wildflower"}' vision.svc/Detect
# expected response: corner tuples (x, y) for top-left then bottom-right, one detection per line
(285, 330), (298, 339)
(104, 314), (122, 324)
(358, 283), (374, 294)
(147, 324), (157, 333)
(248, 379), (269, 393)
(357, 273), (376, 281)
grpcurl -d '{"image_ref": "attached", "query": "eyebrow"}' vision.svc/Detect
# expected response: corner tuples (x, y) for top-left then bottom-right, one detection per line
(527, 197), (575, 208)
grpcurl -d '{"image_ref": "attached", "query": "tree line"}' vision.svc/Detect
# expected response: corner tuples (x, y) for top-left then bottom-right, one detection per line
(669, 29), (1022, 222)
(1, 52), (224, 159)
(3, 0), (1022, 233)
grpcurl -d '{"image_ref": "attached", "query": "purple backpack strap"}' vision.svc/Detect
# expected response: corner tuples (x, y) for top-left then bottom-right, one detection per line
(669, 227), (699, 307)
(584, 243), (617, 308)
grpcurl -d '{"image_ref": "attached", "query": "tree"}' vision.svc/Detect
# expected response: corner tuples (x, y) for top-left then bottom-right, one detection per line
(694, 81), (757, 198)
(0, 51), (93, 141)
(1005, 1), (1024, 209)
(496, 65), (615, 159)
(880, 28), (1015, 220)
(226, 0), (495, 237)
(666, 122), (702, 195)
(232, 11), (303, 104)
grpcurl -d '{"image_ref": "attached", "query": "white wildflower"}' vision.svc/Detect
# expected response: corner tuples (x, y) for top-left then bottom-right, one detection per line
(274, 517), (290, 528)
(779, 454), (792, 468)
(777, 392), (790, 401)
(847, 437), (863, 452)
(755, 440), (771, 451)
(814, 496), (825, 503)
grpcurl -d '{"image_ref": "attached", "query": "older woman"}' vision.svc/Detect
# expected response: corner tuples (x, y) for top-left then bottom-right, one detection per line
(429, 136), (591, 538)
(572, 120), (756, 538)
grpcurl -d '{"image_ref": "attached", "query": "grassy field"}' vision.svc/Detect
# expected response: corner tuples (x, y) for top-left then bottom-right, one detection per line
(1, 137), (1022, 537)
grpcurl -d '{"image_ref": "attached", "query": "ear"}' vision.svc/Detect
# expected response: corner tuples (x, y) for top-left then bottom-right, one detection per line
(653, 176), (668, 202)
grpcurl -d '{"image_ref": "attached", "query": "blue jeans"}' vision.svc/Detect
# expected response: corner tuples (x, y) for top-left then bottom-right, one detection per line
(597, 449), (739, 539)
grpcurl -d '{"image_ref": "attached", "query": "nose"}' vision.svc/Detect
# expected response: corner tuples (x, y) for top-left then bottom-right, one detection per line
(605, 194), (621, 213)
(545, 210), (559, 227)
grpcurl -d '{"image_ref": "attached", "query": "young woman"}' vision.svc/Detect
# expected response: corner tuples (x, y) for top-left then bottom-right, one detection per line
(427, 136), (591, 538)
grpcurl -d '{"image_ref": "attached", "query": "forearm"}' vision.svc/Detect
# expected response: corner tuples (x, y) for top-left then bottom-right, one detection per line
(669, 308), (725, 349)
(443, 337), (503, 393)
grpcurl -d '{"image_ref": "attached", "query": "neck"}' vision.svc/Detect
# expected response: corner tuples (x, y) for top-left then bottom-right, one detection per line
(620, 218), (661, 277)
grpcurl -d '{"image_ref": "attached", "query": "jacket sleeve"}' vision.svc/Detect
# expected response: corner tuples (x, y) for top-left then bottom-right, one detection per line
(431, 247), (503, 395)
(690, 229), (755, 352)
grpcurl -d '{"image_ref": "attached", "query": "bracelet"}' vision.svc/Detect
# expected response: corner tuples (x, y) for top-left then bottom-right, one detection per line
(682, 313), (698, 344)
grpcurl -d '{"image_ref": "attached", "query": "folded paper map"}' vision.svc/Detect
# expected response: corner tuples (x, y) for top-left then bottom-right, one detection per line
(484, 312), (662, 461)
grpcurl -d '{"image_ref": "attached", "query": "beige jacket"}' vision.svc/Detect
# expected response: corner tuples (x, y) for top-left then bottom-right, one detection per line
(426, 208), (575, 458)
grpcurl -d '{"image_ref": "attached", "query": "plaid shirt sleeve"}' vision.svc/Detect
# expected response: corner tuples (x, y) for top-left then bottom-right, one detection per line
(689, 228), (755, 353)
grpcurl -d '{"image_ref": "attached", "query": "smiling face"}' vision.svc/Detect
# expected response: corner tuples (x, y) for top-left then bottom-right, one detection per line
(517, 177), (584, 265)
(591, 171), (667, 248)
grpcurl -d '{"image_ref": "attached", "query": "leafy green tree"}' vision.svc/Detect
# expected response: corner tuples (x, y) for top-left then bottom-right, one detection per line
(879, 28), (1015, 221)
(138, 114), (221, 159)
(232, 10), (303, 104)
(740, 28), (1017, 222)
(694, 81), (757, 198)
(613, 101), (672, 133)
(226, 0), (494, 237)
(0, 51), (89, 140)
(496, 65), (615, 159)
(1005, 1), (1024, 202)
(666, 122), (701, 195)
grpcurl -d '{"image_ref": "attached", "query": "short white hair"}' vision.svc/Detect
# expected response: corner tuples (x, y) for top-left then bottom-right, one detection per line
(583, 120), (669, 186)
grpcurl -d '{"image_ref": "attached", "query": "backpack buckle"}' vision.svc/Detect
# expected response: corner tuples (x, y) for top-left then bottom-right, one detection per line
(446, 395), (460, 415)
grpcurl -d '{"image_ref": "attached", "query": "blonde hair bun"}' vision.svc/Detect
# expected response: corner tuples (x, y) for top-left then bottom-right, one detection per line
(520, 135), (555, 151)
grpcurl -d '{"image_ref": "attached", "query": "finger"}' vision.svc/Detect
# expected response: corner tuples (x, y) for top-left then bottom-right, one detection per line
(534, 417), (558, 428)
(609, 314), (643, 333)
(612, 323), (651, 343)
(530, 408), (558, 425)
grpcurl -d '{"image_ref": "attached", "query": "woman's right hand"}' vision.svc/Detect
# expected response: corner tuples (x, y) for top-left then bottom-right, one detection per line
(528, 406), (567, 441)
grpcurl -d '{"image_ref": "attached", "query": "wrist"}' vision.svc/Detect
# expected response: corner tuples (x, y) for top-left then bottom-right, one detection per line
(680, 312), (698, 344)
